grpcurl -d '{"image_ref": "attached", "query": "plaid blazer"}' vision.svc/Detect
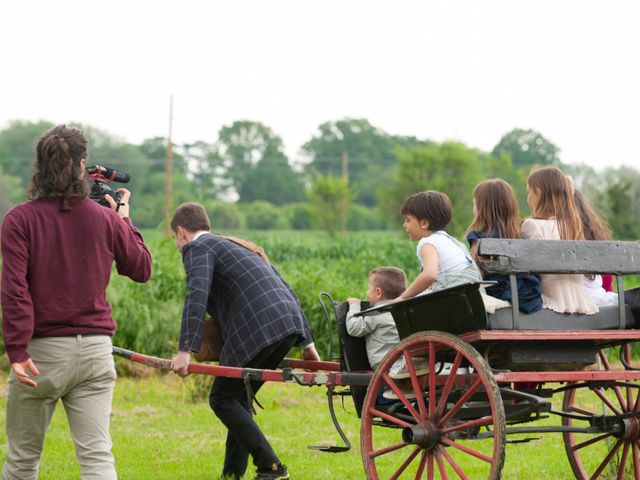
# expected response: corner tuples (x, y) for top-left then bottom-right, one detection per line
(179, 233), (314, 367)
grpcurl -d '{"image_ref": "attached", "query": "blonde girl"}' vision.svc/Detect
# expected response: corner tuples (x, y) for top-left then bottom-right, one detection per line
(522, 166), (598, 314)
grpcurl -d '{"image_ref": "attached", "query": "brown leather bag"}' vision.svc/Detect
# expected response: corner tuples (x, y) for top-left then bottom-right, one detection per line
(194, 235), (270, 362)
(194, 316), (224, 362)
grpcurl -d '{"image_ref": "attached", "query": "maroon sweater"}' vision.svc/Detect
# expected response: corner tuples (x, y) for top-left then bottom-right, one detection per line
(1, 197), (152, 363)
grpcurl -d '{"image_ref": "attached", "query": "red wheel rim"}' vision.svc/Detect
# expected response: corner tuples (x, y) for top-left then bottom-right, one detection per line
(562, 345), (640, 480)
(360, 331), (506, 479)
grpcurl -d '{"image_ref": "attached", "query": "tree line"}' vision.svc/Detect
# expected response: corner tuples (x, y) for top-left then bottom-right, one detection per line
(0, 119), (638, 239)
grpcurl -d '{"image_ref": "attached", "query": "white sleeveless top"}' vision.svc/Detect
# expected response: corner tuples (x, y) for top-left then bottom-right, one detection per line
(417, 231), (482, 290)
(521, 218), (598, 315)
(417, 231), (471, 281)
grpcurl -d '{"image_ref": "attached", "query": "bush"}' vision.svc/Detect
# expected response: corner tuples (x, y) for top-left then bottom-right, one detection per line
(203, 200), (246, 229)
(347, 204), (389, 230)
(239, 201), (290, 230)
(282, 202), (312, 230)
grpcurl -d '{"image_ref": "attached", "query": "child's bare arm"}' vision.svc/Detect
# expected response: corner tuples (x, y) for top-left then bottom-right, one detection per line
(397, 243), (438, 300)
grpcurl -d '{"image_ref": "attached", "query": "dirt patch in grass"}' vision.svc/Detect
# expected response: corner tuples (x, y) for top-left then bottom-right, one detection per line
(275, 397), (300, 407)
(112, 404), (158, 419)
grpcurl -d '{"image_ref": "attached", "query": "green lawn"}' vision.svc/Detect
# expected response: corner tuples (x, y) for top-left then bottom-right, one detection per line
(0, 367), (590, 479)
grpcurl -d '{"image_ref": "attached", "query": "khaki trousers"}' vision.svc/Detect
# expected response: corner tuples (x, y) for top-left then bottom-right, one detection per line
(2, 335), (117, 480)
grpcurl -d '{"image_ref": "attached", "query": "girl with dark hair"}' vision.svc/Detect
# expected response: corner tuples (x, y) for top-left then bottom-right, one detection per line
(1, 125), (152, 479)
(466, 179), (542, 313)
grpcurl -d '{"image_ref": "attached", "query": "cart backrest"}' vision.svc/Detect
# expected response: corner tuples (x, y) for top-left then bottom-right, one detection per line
(478, 239), (640, 275)
(477, 238), (640, 330)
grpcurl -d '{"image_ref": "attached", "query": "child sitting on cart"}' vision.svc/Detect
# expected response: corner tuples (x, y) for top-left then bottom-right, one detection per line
(396, 190), (484, 298)
(346, 266), (407, 371)
(466, 178), (543, 313)
(346, 267), (413, 403)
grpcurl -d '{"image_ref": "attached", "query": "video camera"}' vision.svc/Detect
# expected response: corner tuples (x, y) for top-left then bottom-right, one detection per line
(85, 165), (131, 208)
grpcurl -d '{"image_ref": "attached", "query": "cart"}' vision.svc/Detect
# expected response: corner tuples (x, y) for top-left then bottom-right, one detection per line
(114, 238), (640, 479)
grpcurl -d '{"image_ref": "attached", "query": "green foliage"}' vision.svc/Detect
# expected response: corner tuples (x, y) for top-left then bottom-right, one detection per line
(378, 141), (483, 237)
(238, 156), (305, 205)
(600, 166), (640, 240)
(0, 120), (55, 189)
(0, 118), (638, 239)
(281, 202), (313, 230)
(492, 128), (561, 169)
(133, 171), (194, 229)
(180, 140), (225, 199)
(203, 200), (247, 230)
(238, 201), (290, 230)
(309, 173), (350, 237)
(214, 120), (290, 200)
(138, 137), (187, 174)
(110, 237), (186, 358)
(347, 204), (388, 231)
(0, 169), (24, 219)
(302, 118), (429, 206)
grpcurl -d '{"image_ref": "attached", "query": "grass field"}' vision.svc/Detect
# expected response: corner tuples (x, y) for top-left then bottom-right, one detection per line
(0, 365), (615, 480)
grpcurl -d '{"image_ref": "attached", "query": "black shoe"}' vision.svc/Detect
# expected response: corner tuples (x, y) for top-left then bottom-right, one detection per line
(254, 463), (290, 480)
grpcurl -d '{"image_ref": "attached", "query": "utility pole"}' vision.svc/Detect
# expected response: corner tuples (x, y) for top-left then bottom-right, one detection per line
(163, 95), (174, 237)
(341, 151), (349, 181)
(341, 151), (349, 233)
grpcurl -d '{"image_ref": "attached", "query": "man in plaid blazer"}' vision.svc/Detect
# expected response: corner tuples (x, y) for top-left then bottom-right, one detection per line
(170, 202), (319, 480)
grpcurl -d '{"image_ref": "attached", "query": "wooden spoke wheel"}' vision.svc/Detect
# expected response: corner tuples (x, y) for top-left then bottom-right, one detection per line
(360, 331), (506, 479)
(562, 345), (640, 480)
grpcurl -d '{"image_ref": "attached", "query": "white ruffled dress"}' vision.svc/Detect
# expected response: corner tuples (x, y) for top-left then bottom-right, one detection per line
(521, 218), (599, 315)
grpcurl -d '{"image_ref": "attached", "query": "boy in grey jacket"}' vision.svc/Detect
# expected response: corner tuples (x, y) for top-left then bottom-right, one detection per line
(346, 267), (407, 370)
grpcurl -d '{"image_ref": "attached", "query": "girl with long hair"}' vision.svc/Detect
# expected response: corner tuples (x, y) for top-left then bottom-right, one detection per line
(522, 166), (598, 314)
(573, 187), (615, 296)
(466, 178), (542, 313)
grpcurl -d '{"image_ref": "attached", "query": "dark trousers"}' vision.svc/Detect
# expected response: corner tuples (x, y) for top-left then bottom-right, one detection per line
(209, 334), (298, 478)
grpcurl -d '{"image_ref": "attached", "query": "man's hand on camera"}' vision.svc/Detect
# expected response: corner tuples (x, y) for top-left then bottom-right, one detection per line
(104, 188), (131, 219)
(11, 358), (40, 387)
(172, 351), (191, 377)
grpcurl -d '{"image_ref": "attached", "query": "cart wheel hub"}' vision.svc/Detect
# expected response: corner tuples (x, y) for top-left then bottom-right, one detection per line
(622, 417), (640, 441)
(402, 422), (441, 450)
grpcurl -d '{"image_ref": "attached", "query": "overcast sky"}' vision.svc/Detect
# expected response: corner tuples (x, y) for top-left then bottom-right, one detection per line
(1, 0), (638, 170)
